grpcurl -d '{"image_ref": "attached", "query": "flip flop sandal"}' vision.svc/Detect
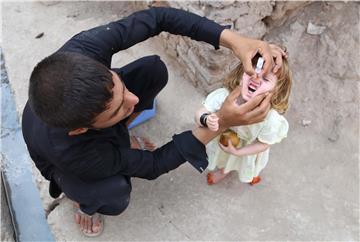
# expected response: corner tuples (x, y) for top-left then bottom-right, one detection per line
(77, 210), (104, 237)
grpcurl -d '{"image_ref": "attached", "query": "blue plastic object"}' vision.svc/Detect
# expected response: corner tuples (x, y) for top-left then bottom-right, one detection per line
(128, 99), (157, 129)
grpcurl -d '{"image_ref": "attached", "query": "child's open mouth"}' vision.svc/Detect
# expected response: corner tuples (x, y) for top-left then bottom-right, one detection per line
(248, 82), (258, 93)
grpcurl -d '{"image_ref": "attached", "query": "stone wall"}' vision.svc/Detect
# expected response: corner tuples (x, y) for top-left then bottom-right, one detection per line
(134, 1), (310, 93)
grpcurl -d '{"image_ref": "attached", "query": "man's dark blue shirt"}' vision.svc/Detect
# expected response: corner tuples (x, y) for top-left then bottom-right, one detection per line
(22, 7), (228, 196)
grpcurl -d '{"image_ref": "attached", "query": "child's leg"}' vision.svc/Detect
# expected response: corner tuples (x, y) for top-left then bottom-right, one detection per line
(207, 168), (229, 185)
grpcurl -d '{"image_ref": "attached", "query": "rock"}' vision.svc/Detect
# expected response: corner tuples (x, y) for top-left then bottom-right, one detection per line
(290, 21), (305, 32)
(328, 133), (339, 142)
(307, 22), (326, 35)
(265, 2), (311, 27)
(328, 115), (341, 142)
(301, 119), (311, 126)
(35, 32), (44, 39)
(205, 1), (227, 8)
(39, 1), (60, 6)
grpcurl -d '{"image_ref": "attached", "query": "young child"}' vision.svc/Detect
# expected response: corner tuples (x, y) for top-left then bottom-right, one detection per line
(195, 53), (292, 185)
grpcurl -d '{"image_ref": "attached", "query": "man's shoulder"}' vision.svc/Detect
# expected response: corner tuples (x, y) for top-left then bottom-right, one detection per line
(55, 30), (111, 68)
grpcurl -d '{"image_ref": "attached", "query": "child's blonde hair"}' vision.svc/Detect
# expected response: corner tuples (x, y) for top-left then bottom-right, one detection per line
(223, 53), (292, 114)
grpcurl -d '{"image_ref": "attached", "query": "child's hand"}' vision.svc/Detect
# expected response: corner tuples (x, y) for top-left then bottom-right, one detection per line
(206, 114), (219, 131)
(219, 140), (240, 156)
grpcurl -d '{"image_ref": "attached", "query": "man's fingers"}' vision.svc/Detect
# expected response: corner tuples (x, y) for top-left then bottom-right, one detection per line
(239, 93), (266, 112)
(243, 93), (272, 121)
(272, 50), (283, 74)
(260, 58), (272, 76)
(258, 46), (273, 77)
(269, 44), (287, 57)
(256, 92), (272, 115)
(228, 85), (242, 101)
(262, 92), (273, 106)
(242, 53), (256, 77)
(242, 107), (266, 124)
(269, 43), (285, 73)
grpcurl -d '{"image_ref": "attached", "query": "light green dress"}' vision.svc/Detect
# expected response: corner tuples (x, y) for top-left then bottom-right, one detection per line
(203, 88), (289, 183)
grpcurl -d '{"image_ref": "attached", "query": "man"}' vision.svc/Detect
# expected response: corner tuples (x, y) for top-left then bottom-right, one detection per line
(22, 7), (286, 236)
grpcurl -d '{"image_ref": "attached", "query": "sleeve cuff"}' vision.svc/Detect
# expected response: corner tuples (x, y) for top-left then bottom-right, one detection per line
(197, 18), (231, 50)
(172, 130), (208, 173)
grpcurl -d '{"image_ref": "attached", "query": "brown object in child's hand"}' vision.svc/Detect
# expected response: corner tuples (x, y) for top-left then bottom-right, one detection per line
(219, 129), (240, 147)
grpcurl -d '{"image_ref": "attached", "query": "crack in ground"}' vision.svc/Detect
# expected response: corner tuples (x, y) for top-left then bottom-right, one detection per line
(157, 203), (192, 239)
(168, 220), (191, 240)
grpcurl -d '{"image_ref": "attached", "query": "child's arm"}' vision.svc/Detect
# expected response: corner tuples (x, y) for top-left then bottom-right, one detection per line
(219, 139), (269, 156)
(195, 107), (219, 131)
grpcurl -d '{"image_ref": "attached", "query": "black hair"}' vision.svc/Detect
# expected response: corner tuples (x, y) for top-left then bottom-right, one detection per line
(29, 52), (114, 129)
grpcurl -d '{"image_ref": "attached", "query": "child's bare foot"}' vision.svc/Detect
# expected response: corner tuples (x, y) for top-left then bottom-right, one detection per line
(249, 176), (261, 185)
(74, 203), (104, 237)
(207, 169), (229, 185)
(130, 136), (156, 151)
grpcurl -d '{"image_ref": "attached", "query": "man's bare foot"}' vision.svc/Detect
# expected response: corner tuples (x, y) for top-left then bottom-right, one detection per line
(207, 169), (229, 185)
(130, 136), (156, 151)
(74, 203), (103, 237)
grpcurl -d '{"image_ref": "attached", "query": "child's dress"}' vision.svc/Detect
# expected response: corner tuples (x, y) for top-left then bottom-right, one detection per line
(203, 88), (289, 183)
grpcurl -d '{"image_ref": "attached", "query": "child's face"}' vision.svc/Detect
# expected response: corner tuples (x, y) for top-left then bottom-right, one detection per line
(241, 72), (278, 101)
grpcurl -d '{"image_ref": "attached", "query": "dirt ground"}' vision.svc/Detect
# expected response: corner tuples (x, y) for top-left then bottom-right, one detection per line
(1, 1), (359, 241)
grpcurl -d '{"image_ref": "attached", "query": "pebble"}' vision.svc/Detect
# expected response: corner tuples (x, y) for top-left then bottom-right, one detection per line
(307, 22), (326, 35)
(301, 119), (311, 126)
(328, 133), (339, 142)
(35, 32), (44, 39)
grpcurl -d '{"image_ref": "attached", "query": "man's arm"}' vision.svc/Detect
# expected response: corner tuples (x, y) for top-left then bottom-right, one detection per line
(58, 7), (228, 67)
(55, 131), (208, 180)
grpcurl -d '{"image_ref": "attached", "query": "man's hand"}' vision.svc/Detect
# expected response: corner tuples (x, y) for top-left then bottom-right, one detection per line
(216, 86), (272, 128)
(220, 29), (287, 77)
(269, 43), (288, 74)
